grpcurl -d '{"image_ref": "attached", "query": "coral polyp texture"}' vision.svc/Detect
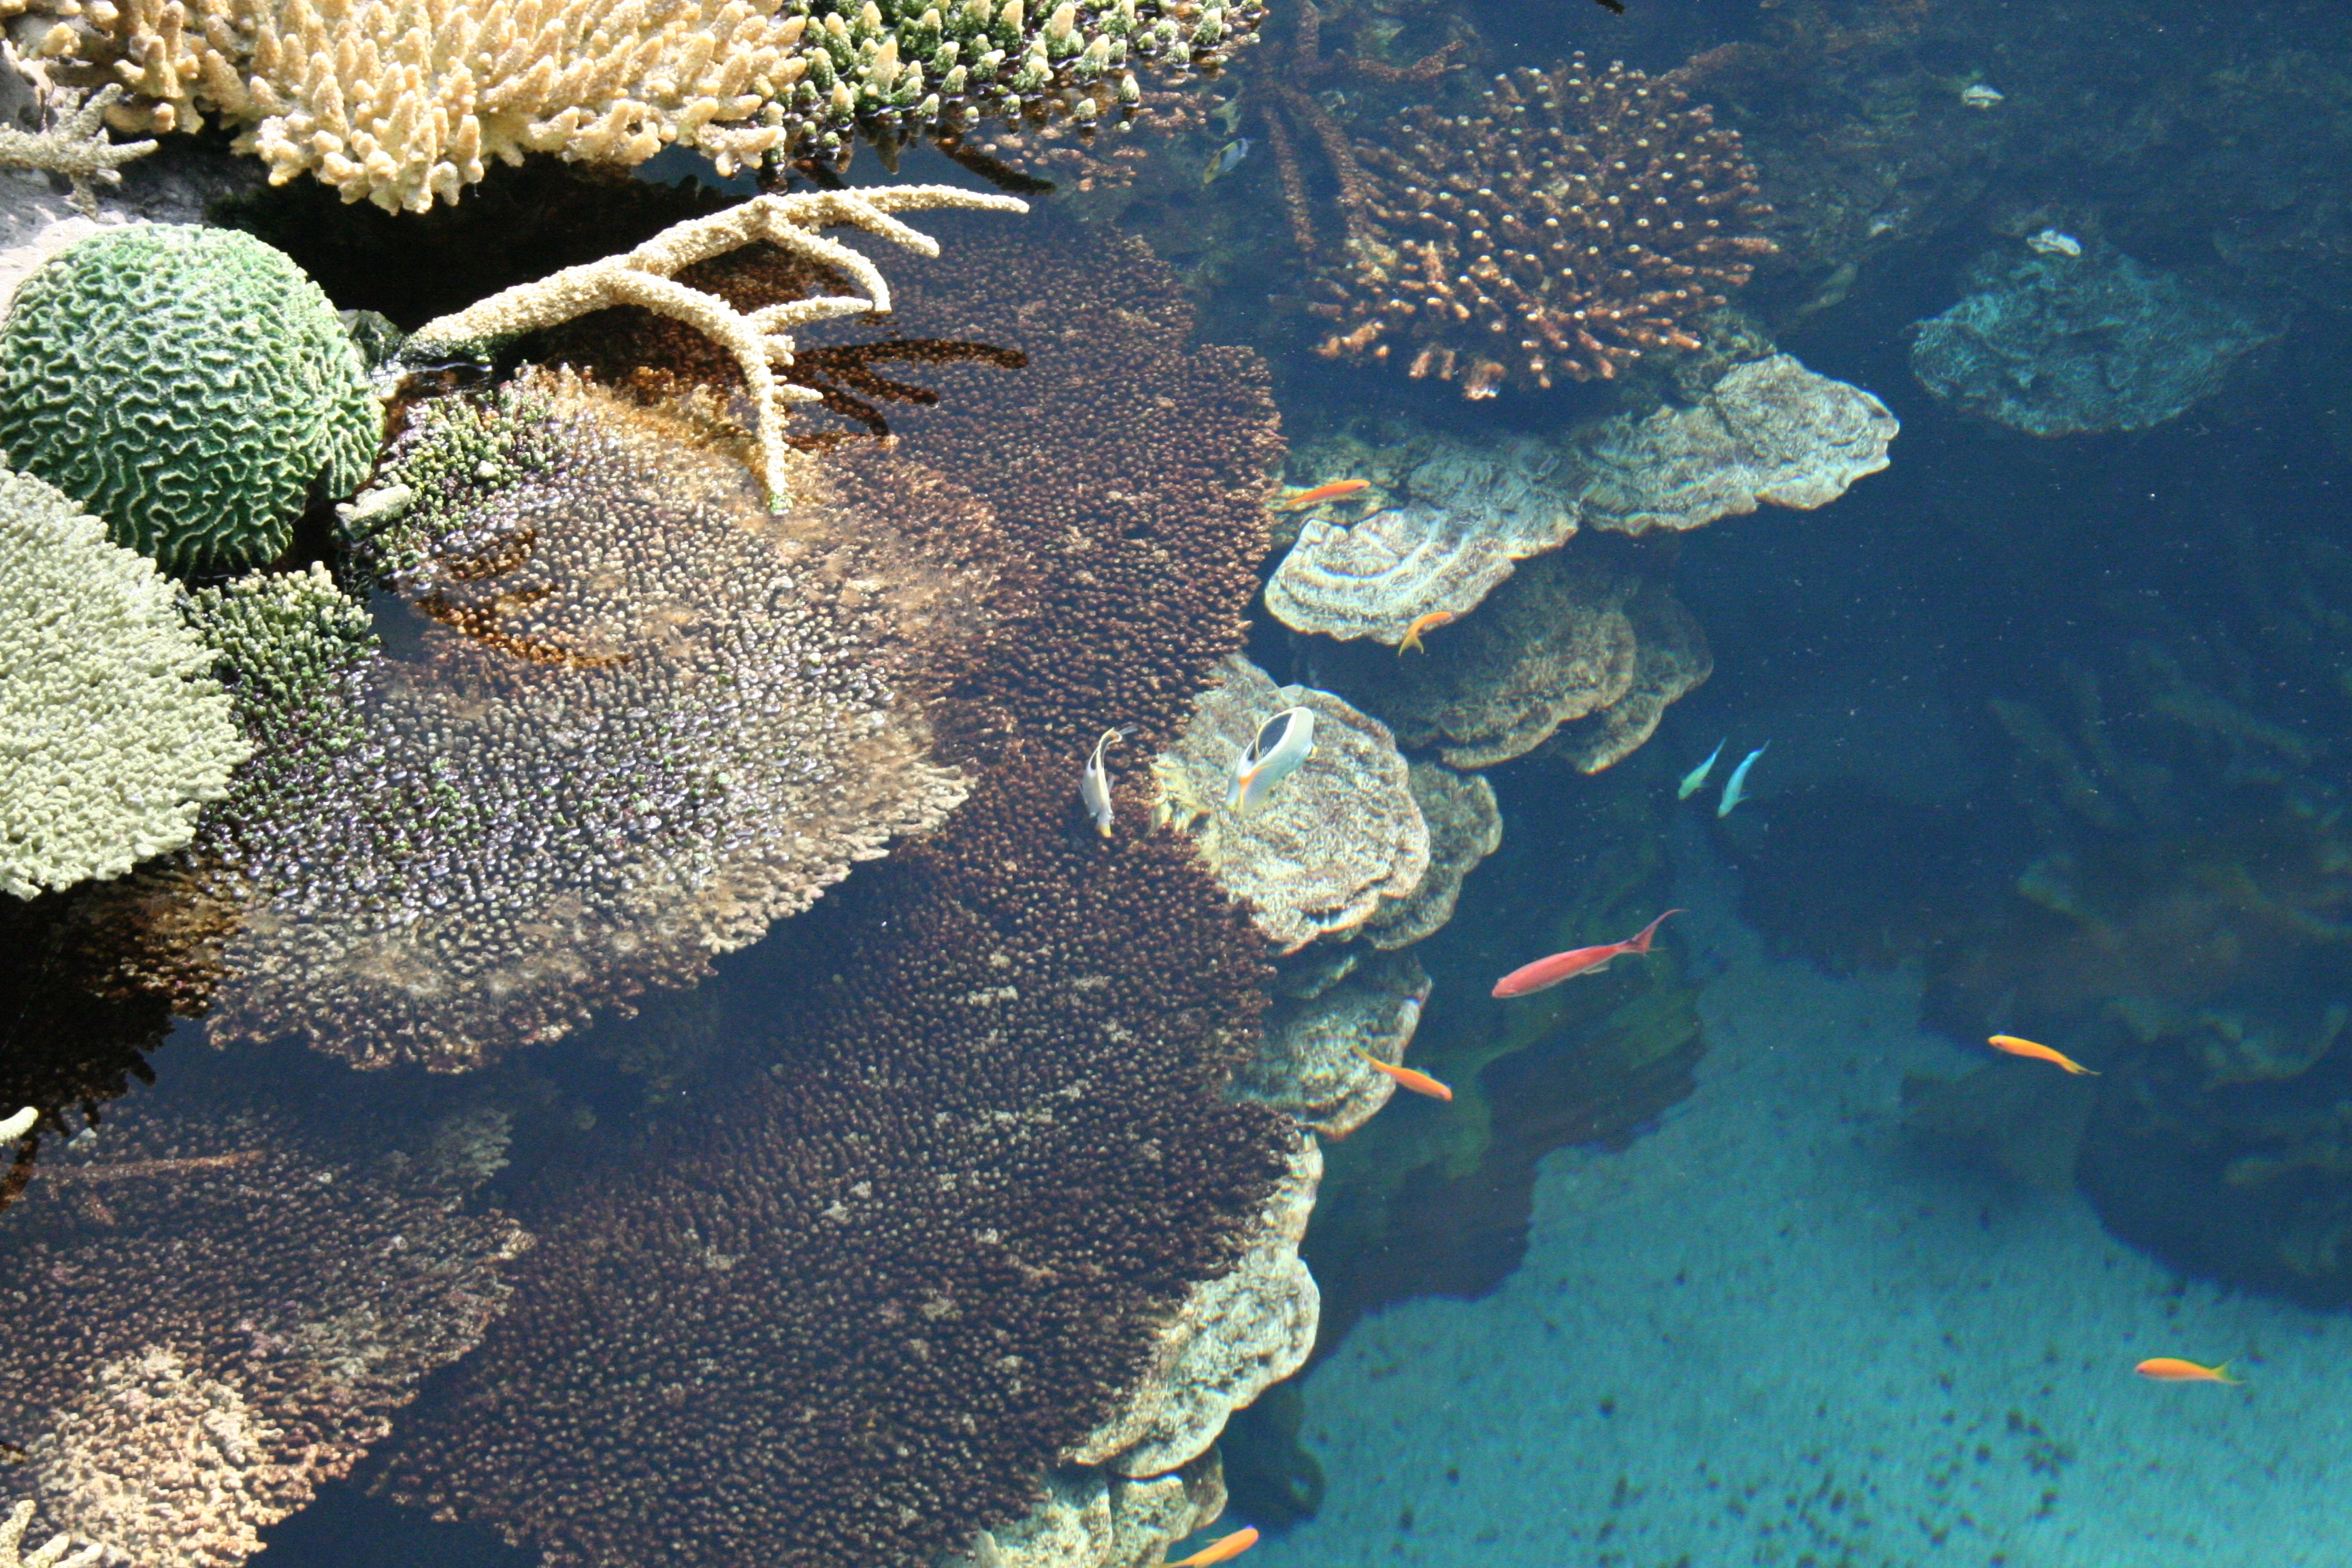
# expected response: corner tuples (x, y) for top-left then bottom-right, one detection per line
(0, 225), (380, 576)
(29, 0), (1261, 210)
(0, 1076), (528, 1568)
(0, 468), (248, 900)
(1152, 656), (1429, 953)
(377, 214), (1291, 1568)
(1362, 761), (1500, 949)
(191, 370), (996, 1069)
(1311, 56), (1774, 397)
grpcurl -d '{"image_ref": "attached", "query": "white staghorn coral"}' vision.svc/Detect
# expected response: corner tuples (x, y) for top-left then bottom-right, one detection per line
(0, 1501), (100, 1568)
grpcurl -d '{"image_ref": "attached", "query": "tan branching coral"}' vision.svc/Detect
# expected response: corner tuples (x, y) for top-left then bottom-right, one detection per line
(0, 1501), (100, 1568)
(397, 184), (1026, 505)
(1309, 55), (1774, 396)
(0, 82), (152, 213)
(1151, 655), (1428, 952)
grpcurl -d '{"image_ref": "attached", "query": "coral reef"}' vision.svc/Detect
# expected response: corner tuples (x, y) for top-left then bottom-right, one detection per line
(1316, 543), (1707, 772)
(1309, 56), (1774, 397)
(190, 370), (994, 1070)
(1910, 244), (2276, 437)
(0, 1502), (99, 1568)
(373, 212), (1292, 1568)
(940, 1456), (1227, 1568)
(0, 82), (152, 213)
(1361, 762), (1497, 950)
(397, 184), (1026, 505)
(1232, 949), (1428, 1139)
(1073, 1139), (1319, 1477)
(18, 0), (1262, 211)
(0, 467), (246, 900)
(1152, 655), (1428, 953)
(1266, 356), (1892, 642)
(0, 225), (379, 575)
(0, 1070), (529, 1568)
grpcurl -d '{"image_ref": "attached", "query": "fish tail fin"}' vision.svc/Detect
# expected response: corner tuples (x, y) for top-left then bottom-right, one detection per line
(1628, 909), (1686, 953)
(2219, 1362), (2244, 1384)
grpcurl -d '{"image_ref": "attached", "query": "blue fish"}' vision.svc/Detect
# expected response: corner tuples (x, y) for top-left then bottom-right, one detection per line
(1718, 742), (1768, 818)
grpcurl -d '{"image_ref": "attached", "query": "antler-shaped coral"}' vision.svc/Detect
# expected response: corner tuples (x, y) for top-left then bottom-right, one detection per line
(399, 185), (1028, 505)
(1, 1501), (102, 1568)
(0, 81), (157, 216)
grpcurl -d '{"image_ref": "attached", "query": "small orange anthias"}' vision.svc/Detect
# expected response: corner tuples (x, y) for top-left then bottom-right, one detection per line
(2136, 1358), (2244, 1385)
(1272, 479), (1370, 509)
(1356, 1049), (1454, 1102)
(1987, 1035), (2100, 1075)
(1165, 1526), (1260, 1568)
(1397, 609), (1454, 656)
(1492, 911), (1683, 1000)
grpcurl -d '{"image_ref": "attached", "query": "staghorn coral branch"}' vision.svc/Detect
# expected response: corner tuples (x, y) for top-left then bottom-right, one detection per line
(400, 185), (1027, 507)
(0, 82), (157, 216)
(1, 1499), (103, 1568)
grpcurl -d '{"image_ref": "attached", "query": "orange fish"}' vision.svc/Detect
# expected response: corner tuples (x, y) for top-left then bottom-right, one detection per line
(1398, 610), (1454, 656)
(1166, 1528), (1260, 1568)
(1987, 1035), (2100, 1075)
(1356, 1050), (1453, 1102)
(1273, 479), (1370, 510)
(1493, 911), (1683, 999)
(2136, 1357), (2242, 1385)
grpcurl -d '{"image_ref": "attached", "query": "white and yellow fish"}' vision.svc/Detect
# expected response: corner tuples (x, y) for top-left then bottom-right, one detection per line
(1230, 706), (1316, 815)
(1080, 724), (1139, 837)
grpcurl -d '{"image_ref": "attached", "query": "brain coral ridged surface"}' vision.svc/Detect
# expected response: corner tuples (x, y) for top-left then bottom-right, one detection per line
(380, 214), (1295, 1568)
(0, 1068), (527, 1568)
(191, 372), (995, 1070)
(0, 467), (248, 900)
(0, 225), (380, 576)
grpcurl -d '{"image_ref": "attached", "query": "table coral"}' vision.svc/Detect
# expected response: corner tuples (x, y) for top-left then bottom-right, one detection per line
(1362, 762), (1498, 949)
(1309, 55), (1774, 397)
(1152, 655), (1429, 953)
(0, 225), (380, 576)
(1232, 950), (1429, 1139)
(1910, 243), (2277, 436)
(1263, 506), (1516, 647)
(0, 466), (247, 900)
(942, 1458), (1226, 1568)
(0, 1073), (529, 1568)
(1544, 576), (1713, 774)
(24, 0), (1261, 212)
(193, 370), (998, 1069)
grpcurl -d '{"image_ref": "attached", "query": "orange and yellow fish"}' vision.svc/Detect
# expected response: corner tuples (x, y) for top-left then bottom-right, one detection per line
(1987, 1034), (2100, 1075)
(1398, 610), (1454, 656)
(2136, 1357), (2242, 1385)
(1273, 479), (1370, 510)
(1165, 1528), (1260, 1568)
(1356, 1050), (1454, 1102)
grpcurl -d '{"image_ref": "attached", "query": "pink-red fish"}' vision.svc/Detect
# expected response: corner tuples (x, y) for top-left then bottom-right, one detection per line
(1166, 1528), (1260, 1568)
(1492, 910), (1684, 999)
(1356, 1050), (1454, 1102)
(1987, 1034), (2100, 1075)
(2136, 1357), (2242, 1384)
(1273, 479), (1370, 510)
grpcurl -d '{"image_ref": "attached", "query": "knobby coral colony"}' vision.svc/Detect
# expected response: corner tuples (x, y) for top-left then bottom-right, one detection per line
(15, 0), (1262, 211)
(1311, 56), (1774, 397)
(378, 213), (1293, 1568)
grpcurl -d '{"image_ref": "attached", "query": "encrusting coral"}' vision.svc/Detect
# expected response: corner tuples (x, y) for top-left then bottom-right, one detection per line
(940, 1458), (1227, 1568)
(0, 1071), (529, 1568)
(396, 184), (1026, 507)
(1267, 355), (1894, 642)
(0, 225), (380, 576)
(374, 212), (1292, 1568)
(1232, 949), (1429, 1139)
(12, 0), (1262, 211)
(1152, 655), (1430, 953)
(1309, 55), (1775, 397)
(185, 369), (996, 1070)
(0, 467), (247, 900)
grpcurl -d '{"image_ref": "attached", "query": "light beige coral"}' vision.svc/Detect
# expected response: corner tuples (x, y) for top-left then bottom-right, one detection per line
(0, 1501), (100, 1568)
(1362, 762), (1499, 946)
(31, 0), (810, 212)
(1152, 655), (1428, 953)
(1233, 951), (1428, 1139)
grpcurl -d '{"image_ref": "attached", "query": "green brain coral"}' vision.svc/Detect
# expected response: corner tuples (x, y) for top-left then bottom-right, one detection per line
(0, 224), (382, 576)
(0, 466), (249, 900)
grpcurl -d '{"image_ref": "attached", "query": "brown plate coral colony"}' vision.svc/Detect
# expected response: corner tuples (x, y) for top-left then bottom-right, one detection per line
(7, 0), (2352, 1561)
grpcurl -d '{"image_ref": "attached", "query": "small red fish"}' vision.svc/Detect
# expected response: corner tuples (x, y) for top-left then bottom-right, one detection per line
(1987, 1035), (2100, 1075)
(1166, 1528), (1260, 1568)
(2136, 1357), (2242, 1385)
(1273, 479), (1370, 510)
(1397, 609), (1454, 656)
(1356, 1050), (1453, 1102)
(1492, 910), (1684, 999)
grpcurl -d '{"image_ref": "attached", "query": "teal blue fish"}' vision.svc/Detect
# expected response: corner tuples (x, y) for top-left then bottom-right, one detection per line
(1718, 743), (1768, 818)
(1678, 739), (1725, 801)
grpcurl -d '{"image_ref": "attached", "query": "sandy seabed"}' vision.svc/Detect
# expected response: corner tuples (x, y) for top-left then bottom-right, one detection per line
(1253, 848), (2352, 1568)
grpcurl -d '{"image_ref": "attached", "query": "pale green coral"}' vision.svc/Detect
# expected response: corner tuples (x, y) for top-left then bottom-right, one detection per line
(0, 467), (248, 900)
(0, 225), (381, 576)
(186, 564), (378, 714)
